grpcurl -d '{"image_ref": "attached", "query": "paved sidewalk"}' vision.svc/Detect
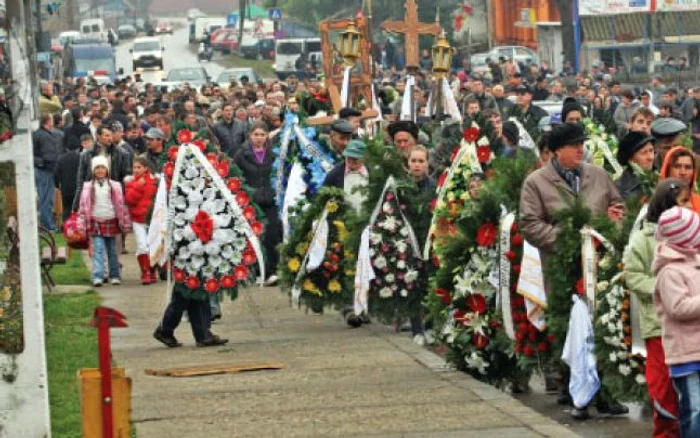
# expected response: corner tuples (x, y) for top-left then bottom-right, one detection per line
(98, 245), (579, 438)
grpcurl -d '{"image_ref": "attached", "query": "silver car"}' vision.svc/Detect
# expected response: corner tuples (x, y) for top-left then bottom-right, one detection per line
(215, 68), (261, 86)
(473, 45), (538, 65)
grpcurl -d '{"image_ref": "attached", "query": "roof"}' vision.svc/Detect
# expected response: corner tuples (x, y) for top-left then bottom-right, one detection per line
(582, 10), (700, 42)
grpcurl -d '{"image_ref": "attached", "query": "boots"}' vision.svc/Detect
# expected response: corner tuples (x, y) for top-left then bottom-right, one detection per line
(137, 254), (152, 285)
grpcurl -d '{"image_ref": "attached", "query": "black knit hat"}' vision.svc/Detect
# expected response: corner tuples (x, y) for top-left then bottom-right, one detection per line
(617, 131), (656, 165)
(561, 97), (584, 122)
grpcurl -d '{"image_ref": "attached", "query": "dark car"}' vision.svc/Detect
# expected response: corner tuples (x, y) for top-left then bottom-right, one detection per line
(117, 24), (137, 39)
(240, 38), (275, 60)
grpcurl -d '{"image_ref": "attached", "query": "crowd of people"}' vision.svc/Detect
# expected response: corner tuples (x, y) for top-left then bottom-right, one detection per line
(28, 52), (700, 436)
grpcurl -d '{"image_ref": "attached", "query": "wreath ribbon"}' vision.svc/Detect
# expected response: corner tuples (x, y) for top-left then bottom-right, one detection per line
(274, 117), (296, 208)
(291, 206), (330, 306)
(588, 135), (623, 178)
(498, 212), (516, 340)
(580, 226), (615, 315)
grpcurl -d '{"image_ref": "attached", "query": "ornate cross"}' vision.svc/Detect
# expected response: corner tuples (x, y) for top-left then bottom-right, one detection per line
(381, 0), (442, 71)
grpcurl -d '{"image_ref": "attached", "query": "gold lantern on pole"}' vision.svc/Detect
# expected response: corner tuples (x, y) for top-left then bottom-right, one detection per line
(431, 30), (455, 78)
(339, 19), (362, 68)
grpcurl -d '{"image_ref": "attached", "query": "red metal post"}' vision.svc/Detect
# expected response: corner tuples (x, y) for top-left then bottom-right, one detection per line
(90, 307), (127, 438)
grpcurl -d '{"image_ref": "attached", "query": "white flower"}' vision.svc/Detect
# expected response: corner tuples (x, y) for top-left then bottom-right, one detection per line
(204, 241), (222, 256)
(397, 260), (407, 270)
(405, 269), (418, 283)
(203, 187), (217, 201)
(232, 237), (247, 251)
(385, 273), (395, 283)
(208, 254), (222, 267)
(607, 322), (617, 333)
(184, 207), (199, 221)
(379, 287), (393, 298)
(400, 289), (408, 297)
(609, 352), (618, 363)
(201, 265), (216, 277)
(374, 256), (387, 270)
(619, 364), (632, 376)
(189, 254), (205, 269)
(382, 202), (393, 214)
(635, 374), (646, 384)
(213, 229), (234, 243)
(187, 190), (204, 207)
(221, 245), (234, 259)
(185, 166), (200, 180)
(618, 352), (627, 361)
(183, 227), (196, 241)
(370, 232), (382, 245)
(172, 196), (188, 211)
(214, 213), (232, 228)
(477, 137), (489, 147)
(599, 314), (610, 325)
(188, 240), (205, 256)
(173, 213), (187, 227)
(399, 227), (409, 237)
(599, 255), (613, 270)
(597, 281), (609, 293)
(395, 240), (408, 254)
(218, 261), (231, 274)
(178, 246), (191, 260)
(173, 228), (185, 242)
(465, 351), (489, 374)
(381, 216), (399, 232)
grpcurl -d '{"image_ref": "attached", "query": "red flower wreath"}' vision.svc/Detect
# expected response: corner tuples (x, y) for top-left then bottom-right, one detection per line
(476, 223), (498, 247)
(463, 127), (481, 142)
(191, 210), (214, 244)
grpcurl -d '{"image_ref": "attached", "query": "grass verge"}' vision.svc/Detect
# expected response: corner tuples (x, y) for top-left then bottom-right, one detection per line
(218, 54), (275, 78)
(45, 291), (100, 437)
(50, 234), (92, 286)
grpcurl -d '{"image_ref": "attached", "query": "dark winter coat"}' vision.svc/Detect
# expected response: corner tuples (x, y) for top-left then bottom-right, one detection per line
(213, 118), (247, 159)
(54, 149), (81, 221)
(614, 166), (644, 200)
(64, 120), (91, 152)
(322, 162), (345, 190)
(33, 126), (62, 171)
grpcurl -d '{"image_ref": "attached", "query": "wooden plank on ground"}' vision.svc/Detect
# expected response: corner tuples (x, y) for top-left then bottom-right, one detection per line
(144, 362), (284, 378)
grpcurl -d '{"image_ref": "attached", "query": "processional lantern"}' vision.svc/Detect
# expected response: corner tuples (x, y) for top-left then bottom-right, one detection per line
(339, 19), (362, 68)
(431, 30), (455, 77)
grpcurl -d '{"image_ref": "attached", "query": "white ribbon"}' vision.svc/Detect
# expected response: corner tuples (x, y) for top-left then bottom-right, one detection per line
(400, 75), (416, 122)
(291, 206), (330, 305)
(274, 121), (295, 207)
(508, 117), (537, 155)
(498, 212), (516, 340)
(580, 226), (615, 315)
(169, 144), (266, 283)
(148, 175), (169, 267)
(282, 162), (308, 243)
(293, 124), (335, 172)
(353, 226), (375, 315)
(306, 211), (329, 272)
(442, 77), (463, 121)
(517, 241), (548, 331)
(340, 66), (352, 108)
(562, 295), (600, 409)
(368, 83), (383, 139)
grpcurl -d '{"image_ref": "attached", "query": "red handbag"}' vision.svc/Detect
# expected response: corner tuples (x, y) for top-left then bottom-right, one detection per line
(63, 213), (89, 250)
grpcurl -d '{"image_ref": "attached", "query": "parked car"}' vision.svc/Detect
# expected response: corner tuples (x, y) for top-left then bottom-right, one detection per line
(210, 28), (235, 52)
(155, 21), (173, 35)
(117, 24), (137, 39)
(160, 67), (210, 90)
(215, 68), (261, 86)
(470, 52), (490, 75)
(473, 45), (538, 66)
(130, 36), (164, 70)
(240, 38), (275, 60)
(58, 30), (81, 47)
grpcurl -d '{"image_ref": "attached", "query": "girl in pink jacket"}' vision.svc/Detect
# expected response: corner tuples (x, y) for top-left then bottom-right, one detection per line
(653, 206), (700, 438)
(78, 156), (132, 287)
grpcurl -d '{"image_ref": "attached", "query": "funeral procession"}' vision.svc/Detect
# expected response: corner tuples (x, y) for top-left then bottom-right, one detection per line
(6, 0), (700, 437)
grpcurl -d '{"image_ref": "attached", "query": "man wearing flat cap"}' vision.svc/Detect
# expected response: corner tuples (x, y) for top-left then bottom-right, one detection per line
(323, 139), (370, 213)
(388, 120), (419, 156)
(338, 107), (362, 134)
(512, 84), (548, 125)
(651, 117), (687, 169)
(520, 123), (626, 420)
(328, 119), (354, 156)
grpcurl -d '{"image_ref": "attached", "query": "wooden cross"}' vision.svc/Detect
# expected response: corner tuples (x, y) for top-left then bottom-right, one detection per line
(381, 0), (441, 72)
(306, 83), (378, 125)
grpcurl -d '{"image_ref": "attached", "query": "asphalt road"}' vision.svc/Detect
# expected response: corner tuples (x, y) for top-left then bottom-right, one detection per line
(114, 21), (226, 85)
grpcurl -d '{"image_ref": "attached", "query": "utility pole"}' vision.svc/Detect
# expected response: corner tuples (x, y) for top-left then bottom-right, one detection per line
(66, 0), (77, 29)
(238, 0), (247, 50)
(558, 0), (577, 72)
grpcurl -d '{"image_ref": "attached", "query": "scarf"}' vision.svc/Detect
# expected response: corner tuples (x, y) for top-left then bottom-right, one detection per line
(551, 157), (581, 193)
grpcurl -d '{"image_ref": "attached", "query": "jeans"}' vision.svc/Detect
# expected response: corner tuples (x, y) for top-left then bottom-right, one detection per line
(160, 289), (211, 342)
(672, 371), (700, 438)
(92, 236), (120, 281)
(35, 167), (56, 231)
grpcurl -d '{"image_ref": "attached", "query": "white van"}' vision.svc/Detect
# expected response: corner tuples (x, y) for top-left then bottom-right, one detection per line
(273, 37), (321, 79)
(80, 18), (107, 43)
(130, 37), (164, 70)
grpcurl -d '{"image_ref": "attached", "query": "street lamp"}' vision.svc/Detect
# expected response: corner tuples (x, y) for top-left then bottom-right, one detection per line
(431, 30), (455, 77)
(339, 19), (362, 68)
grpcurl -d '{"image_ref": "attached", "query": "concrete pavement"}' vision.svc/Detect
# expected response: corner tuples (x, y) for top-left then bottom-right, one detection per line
(97, 242), (580, 438)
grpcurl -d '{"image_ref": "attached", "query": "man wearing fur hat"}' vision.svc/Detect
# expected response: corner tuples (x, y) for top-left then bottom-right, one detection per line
(387, 120), (419, 157)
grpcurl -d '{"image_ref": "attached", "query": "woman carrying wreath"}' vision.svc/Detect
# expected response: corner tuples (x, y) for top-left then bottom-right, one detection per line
(234, 121), (282, 287)
(614, 131), (657, 200)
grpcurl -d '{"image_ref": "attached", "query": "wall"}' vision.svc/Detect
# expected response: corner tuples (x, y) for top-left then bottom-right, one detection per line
(491, 0), (560, 49)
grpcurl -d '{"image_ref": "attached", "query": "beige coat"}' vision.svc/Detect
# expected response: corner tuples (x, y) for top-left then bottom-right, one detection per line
(519, 162), (623, 288)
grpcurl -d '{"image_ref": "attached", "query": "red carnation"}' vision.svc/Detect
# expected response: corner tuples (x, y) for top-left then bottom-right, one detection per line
(515, 343), (523, 354)
(515, 331), (525, 342)
(511, 223), (518, 232)
(193, 140), (206, 152)
(168, 146), (179, 162)
(518, 322), (528, 333)
(528, 331), (537, 342)
(251, 221), (264, 236)
(432, 255), (440, 268)
(234, 265), (249, 280)
(489, 320), (501, 329)
(476, 223), (498, 247)
(236, 191), (250, 207)
(243, 206), (256, 221)
(506, 250), (517, 261)
(537, 342), (549, 352)
(220, 275), (236, 289)
(227, 177), (242, 193)
(185, 276), (200, 290)
(217, 162), (230, 178)
(434, 288), (452, 306)
(547, 334), (556, 343)
(205, 278), (219, 293)
(463, 127), (480, 142)
(476, 145), (491, 164)
(437, 171), (448, 188)
(191, 210), (214, 243)
(163, 162), (175, 178)
(472, 333), (489, 349)
(523, 345), (534, 357)
(173, 268), (186, 283)
(513, 264), (521, 274)
(576, 278), (585, 295)
(466, 294), (487, 314)
(177, 129), (193, 144)
(243, 250), (257, 266)
(511, 233), (523, 247)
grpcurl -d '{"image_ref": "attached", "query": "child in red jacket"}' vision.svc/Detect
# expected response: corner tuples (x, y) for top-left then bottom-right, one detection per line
(124, 155), (159, 284)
